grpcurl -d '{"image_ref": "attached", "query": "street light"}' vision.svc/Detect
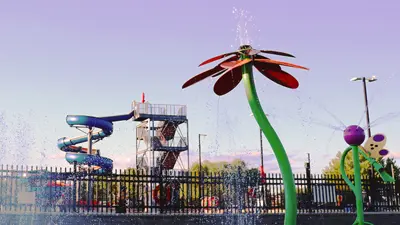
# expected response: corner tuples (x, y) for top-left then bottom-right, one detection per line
(350, 75), (377, 137)
(351, 75), (377, 208)
(198, 133), (206, 199)
(198, 134), (207, 175)
(250, 113), (269, 170)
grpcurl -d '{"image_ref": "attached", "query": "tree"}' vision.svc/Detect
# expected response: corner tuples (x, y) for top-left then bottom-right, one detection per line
(324, 151), (400, 180)
(79, 182), (87, 201)
(323, 151), (370, 177)
(190, 159), (248, 174)
(378, 157), (400, 180)
(121, 168), (137, 199)
(246, 168), (260, 186)
(187, 159), (249, 203)
(224, 159), (247, 173)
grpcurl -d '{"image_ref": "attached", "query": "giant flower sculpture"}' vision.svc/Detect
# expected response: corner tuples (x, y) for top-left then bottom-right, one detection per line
(182, 45), (309, 225)
(341, 125), (394, 225)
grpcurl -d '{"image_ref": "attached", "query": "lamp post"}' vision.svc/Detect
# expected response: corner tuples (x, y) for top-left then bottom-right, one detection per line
(350, 76), (377, 137)
(250, 113), (269, 169)
(198, 134), (206, 199)
(198, 134), (207, 174)
(350, 75), (377, 210)
(250, 113), (268, 210)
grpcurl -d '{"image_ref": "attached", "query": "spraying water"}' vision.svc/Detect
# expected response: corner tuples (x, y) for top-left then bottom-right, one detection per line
(11, 114), (35, 166)
(232, 7), (260, 48)
(365, 111), (400, 130)
(0, 112), (37, 166)
(0, 112), (7, 165)
(199, 8), (261, 225)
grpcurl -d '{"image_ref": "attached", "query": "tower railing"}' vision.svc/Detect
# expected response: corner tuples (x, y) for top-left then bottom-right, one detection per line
(132, 102), (187, 119)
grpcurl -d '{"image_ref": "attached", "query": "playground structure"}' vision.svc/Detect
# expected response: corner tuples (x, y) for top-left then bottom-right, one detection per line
(132, 100), (188, 207)
(53, 96), (188, 207)
(56, 96), (189, 174)
(57, 111), (134, 173)
(133, 100), (189, 173)
(341, 125), (395, 225)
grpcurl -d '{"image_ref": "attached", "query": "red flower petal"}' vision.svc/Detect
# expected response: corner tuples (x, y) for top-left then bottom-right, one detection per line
(220, 60), (238, 69)
(254, 58), (309, 70)
(182, 55), (239, 89)
(213, 67), (242, 96)
(254, 62), (299, 89)
(215, 58), (251, 80)
(260, 50), (295, 58)
(182, 66), (225, 89)
(254, 55), (281, 70)
(212, 55), (240, 77)
(211, 69), (226, 78)
(198, 52), (238, 67)
(221, 58), (252, 71)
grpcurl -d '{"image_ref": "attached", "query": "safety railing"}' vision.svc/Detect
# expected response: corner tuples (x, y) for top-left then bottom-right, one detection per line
(132, 102), (187, 119)
(0, 165), (399, 214)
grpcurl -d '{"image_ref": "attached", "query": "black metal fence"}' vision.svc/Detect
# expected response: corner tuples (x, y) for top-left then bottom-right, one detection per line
(0, 165), (399, 214)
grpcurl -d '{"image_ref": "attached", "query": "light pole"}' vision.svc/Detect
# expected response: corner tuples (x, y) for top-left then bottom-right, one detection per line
(198, 134), (206, 200)
(198, 134), (207, 175)
(350, 75), (377, 137)
(250, 113), (269, 169)
(250, 113), (268, 210)
(305, 153), (312, 213)
(350, 75), (377, 209)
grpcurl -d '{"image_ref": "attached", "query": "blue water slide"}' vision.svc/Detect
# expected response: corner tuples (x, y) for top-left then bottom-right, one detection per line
(57, 110), (134, 173)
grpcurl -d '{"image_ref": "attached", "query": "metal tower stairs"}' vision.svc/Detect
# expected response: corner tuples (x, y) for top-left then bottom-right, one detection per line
(133, 101), (189, 172)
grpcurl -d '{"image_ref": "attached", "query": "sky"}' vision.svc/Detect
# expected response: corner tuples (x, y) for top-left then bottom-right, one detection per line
(0, 0), (400, 174)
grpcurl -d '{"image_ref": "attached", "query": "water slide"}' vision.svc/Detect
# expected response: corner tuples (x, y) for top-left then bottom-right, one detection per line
(57, 110), (134, 173)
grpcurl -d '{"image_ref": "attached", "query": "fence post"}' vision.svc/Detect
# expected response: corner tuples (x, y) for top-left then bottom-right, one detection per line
(159, 166), (164, 214)
(72, 162), (77, 213)
(237, 167), (243, 214)
(305, 162), (312, 213)
(200, 168), (203, 208)
(396, 179), (400, 209)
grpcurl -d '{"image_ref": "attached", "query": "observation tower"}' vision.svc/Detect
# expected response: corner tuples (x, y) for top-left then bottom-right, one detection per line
(133, 100), (189, 174)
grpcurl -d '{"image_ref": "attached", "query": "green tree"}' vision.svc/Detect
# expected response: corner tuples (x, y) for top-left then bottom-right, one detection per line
(323, 151), (370, 177)
(324, 151), (400, 180)
(187, 159), (249, 203)
(246, 168), (260, 186)
(378, 157), (400, 180)
(121, 168), (137, 199)
(79, 182), (87, 201)
(190, 159), (248, 174)
(224, 159), (247, 173)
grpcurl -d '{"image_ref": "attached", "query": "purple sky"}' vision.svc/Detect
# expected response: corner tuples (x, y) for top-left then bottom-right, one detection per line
(1, 0), (400, 173)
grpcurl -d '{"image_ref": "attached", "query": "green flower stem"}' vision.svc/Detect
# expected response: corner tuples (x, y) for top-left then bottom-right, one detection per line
(242, 62), (297, 225)
(352, 145), (365, 225)
(340, 146), (369, 225)
(340, 147), (355, 191)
